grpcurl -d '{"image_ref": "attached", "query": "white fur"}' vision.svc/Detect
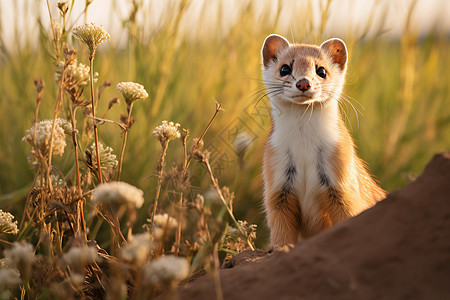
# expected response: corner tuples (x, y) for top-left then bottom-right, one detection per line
(264, 95), (341, 226)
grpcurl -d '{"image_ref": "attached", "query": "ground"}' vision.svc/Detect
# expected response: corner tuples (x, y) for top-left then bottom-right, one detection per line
(177, 152), (450, 299)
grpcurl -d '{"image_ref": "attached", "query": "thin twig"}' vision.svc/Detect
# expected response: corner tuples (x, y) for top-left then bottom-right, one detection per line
(89, 54), (103, 184)
(90, 116), (128, 131)
(117, 103), (134, 181)
(175, 131), (189, 255)
(202, 156), (254, 251)
(174, 192), (183, 256)
(175, 129), (189, 255)
(175, 103), (223, 254)
(69, 101), (86, 240)
(151, 141), (169, 221)
(45, 0), (60, 61)
(185, 101), (223, 170)
(46, 69), (66, 191)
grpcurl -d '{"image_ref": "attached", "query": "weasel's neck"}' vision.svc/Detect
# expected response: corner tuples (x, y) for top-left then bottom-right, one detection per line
(270, 99), (342, 147)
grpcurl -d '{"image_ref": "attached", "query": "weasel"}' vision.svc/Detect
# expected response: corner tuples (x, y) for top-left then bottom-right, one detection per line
(261, 34), (386, 246)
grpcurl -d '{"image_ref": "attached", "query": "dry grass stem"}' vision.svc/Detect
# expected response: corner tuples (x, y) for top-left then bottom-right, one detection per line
(89, 56), (103, 184)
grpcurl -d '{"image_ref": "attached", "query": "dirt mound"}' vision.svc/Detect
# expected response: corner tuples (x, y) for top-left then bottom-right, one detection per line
(179, 152), (450, 299)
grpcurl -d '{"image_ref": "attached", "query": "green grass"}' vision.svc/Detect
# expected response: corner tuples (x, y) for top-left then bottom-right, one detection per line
(0, 0), (449, 249)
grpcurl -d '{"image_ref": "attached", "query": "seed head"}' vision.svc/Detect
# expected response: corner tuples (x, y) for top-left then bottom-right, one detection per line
(72, 23), (110, 56)
(22, 118), (72, 161)
(4, 242), (35, 268)
(203, 189), (221, 204)
(3, 242), (35, 280)
(153, 213), (178, 230)
(56, 59), (98, 87)
(89, 142), (118, 174)
(148, 213), (178, 240)
(116, 82), (148, 106)
(63, 245), (99, 288)
(153, 121), (181, 144)
(120, 232), (154, 265)
(143, 255), (189, 287)
(0, 210), (19, 235)
(57, 2), (69, 16)
(64, 246), (99, 272)
(69, 273), (85, 287)
(35, 174), (64, 188)
(92, 181), (144, 209)
(0, 268), (21, 293)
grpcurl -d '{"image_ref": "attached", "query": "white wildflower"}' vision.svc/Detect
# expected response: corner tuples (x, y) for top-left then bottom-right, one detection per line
(105, 282), (128, 300)
(0, 268), (21, 293)
(55, 59), (98, 86)
(234, 131), (253, 157)
(64, 246), (99, 287)
(22, 118), (72, 158)
(64, 246), (99, 269)
(116, 82), (149, 106)
(89, 142), (118, 173)
(91, 181), (144, 209)
(120, 232), (154, 265)
(152, 214), (178, 230)
(0, 210), (19, 235)
(203, 189), (221, 204)
(143, 255), (189, 287)
(72, 23), (110, 55)
(4, 242), (35, 268)
(4, 242), (35, 280)
(148, 214), (178, 240)
(35, 174), (64, 188)
(69, 273), (85, 287)
(153, 121), (181, 143)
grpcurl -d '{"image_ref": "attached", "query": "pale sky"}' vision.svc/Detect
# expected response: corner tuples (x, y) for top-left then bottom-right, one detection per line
(1, 0), (449, 50)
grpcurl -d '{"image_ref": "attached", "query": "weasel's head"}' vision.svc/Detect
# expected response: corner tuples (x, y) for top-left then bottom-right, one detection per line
(261, 34), (347, 106)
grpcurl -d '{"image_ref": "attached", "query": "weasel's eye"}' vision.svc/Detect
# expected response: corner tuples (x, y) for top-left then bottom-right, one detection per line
(280, 64), (292, 76)
(316, 66), (326, 78)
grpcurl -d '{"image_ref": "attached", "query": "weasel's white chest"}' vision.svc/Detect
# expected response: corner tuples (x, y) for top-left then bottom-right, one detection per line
(268, 108), (339, 217)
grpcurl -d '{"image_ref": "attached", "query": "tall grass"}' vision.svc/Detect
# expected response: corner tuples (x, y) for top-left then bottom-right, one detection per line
(0, 0), (449, 239)
(0, 0), (449, 297)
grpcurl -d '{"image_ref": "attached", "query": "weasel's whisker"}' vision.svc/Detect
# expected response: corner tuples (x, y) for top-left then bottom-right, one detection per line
(338, 101), (353, 132)
(342, 97), (360, 128)
(251, 89), (285, 114)
(302, 102), (311, 117)
(307, 103), (314, 123)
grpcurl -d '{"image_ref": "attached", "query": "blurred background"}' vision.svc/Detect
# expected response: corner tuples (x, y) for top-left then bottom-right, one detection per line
(0, 0), (449, 247)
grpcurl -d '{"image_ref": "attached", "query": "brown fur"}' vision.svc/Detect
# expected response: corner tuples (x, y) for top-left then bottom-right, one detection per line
(264, 141), (302, 245)
(266, 191), (303, 246)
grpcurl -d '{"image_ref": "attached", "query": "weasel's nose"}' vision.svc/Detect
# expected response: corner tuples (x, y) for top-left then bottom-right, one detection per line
(296, 79), (311, 92)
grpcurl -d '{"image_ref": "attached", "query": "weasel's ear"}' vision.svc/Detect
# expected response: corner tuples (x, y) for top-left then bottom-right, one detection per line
(262, 34), (289, 67)
(320, 38), (347, 71)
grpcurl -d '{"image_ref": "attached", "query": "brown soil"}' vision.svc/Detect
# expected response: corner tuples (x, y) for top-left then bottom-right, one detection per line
(179, 152), (450, 299)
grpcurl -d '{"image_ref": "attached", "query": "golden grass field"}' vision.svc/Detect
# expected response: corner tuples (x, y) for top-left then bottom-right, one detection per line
(0, 0), (448, 298)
